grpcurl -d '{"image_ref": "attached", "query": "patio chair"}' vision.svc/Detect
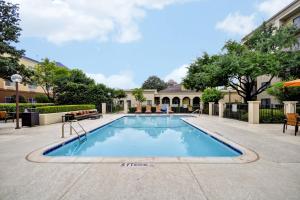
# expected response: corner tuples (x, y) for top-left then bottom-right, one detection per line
(135, 104), (142, 114)
(145, 105), (152, 114)
(0, 111), (14, 123)
(155, 105), (162, 113)
(283, 113), (300, 136)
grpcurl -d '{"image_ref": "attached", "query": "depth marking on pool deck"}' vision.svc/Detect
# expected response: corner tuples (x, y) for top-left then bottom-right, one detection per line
(121, 162), (153, 167)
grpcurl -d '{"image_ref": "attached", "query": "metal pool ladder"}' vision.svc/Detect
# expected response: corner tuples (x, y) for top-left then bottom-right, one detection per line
(62, 120), (87, 142)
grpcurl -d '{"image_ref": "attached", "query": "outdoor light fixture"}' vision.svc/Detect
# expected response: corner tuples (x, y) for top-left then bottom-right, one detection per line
(11, 73), (22, 129)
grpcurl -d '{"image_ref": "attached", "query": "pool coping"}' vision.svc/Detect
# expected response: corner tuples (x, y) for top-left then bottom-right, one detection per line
(26, 114), (259, 164)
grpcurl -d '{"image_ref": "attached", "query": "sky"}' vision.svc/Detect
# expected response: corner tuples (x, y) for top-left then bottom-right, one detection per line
(10, 0), (294, 89)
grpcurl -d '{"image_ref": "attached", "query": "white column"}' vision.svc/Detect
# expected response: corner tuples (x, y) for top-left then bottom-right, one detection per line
(124, 100), (128, 114)
(248, 101), (260, 124)
(283, 101), (298, 114)
(101, 103), (106, 114)
(218, 101), (225, 118)
(209, 102), (214, 116)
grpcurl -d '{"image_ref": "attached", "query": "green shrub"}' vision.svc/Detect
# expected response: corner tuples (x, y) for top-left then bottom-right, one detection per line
(36, 104), (95, 114)
(0, 103), (54, 112)
(259, 109), (285, 123)
(201, 88), (224, 103)
(35, 94), (51, 103)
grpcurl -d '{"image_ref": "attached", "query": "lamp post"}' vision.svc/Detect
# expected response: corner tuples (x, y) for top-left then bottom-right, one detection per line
(11, 74), (22, 129)
(107, 92), (112, 113)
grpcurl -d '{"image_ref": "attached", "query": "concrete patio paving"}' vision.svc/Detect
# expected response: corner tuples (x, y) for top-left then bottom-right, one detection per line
(0, 114), (300, 200)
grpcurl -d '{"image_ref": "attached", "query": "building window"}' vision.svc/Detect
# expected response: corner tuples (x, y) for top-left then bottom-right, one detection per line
(28, 84), (37, 90)
(4, 96), (13, 103)
(28, 97), (36, 103)
(293, 16), (300, 29)
(261, 82), (270, 89)
(5, 80), (15, 87)
(147, 100), (152, 105)
(261, 98), (271, 108)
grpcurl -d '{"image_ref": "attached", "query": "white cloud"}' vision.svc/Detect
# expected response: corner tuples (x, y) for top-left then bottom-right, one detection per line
(216, 12), (256, 35)
(87, 71), (138, 89)
(164, 64), (189, 83)
(258, 0), (294, 17)
(10, 0), (182, 44)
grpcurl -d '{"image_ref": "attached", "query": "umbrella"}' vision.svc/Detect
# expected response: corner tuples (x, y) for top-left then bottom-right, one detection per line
(283, 79), (300, 87)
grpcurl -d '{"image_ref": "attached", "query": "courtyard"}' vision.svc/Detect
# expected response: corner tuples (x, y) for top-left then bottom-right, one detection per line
(1, 114), (300, 200)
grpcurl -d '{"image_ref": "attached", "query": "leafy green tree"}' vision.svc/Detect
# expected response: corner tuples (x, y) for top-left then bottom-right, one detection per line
(183, 23), (299, 102)
(0, 1), (33, 82)
(68, 69), (95, 85)
(33, 58), (65, 100)
(267, 82), (300, 102)
(201, 88), (224, 103)
(142, 76), (167, 91)
(113, 89), (126, 100)
(132, 88), (146, 105)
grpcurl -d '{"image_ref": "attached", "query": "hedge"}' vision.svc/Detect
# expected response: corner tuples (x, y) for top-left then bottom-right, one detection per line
(0, 103), (54, 112)
(36, 104), (96, 114)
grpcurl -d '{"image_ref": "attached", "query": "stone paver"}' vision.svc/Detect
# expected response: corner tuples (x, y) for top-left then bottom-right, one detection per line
(1, 114), (300, 200)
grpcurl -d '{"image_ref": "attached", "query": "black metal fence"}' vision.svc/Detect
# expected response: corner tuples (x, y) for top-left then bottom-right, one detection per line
(106, 103), (124, 113)
(212, 104), (219, 116)
(224, 103), (248, 122)
(259, 104), (285, 123)
(297, 103), (300, 115)
(202, 103), (209, 114)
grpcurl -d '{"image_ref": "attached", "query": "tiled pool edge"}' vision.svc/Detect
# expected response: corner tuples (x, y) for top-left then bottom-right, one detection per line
(26, 114), (259, 164)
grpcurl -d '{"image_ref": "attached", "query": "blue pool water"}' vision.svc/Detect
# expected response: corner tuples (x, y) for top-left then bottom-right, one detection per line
(45, 116), (241, 157)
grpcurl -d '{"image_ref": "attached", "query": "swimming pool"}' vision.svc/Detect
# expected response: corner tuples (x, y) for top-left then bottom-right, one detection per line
(45, 116), (241, 157)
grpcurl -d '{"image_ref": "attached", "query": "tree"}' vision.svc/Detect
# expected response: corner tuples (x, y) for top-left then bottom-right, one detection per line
(142, 76), (167, 91)
(0, 1), (33, 82)
(183, 23), (299, 102)
(68, 69), (95, 85)
(113, 89), (126, 100)
(267, 82), (300, 102)
(132, 88), (146, 105)
(34, 94), (51, 103)
(166, 79), (177, 87)
(33, 58), (65, 100)
(201, 88), (224, 103)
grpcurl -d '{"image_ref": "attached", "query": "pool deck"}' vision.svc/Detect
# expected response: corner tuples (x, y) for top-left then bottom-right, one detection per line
(1, 114), (300, 200)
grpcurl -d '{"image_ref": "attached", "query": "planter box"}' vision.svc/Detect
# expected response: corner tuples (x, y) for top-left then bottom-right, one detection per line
(39, 109), (97, 125)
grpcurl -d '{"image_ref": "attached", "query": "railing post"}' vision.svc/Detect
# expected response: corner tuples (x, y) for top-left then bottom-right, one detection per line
(209, 102), (214, 116)
(101, 103), (106, 114)
(218, 101), (225, 118)
(248, 101), (260, 124)
(283, 101), (298, 114)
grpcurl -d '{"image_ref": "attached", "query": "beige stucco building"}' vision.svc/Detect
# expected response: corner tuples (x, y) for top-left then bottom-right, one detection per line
(243, 0), (300, 106)
(123, 84), (242, 108)
(0, 56), (46, 103)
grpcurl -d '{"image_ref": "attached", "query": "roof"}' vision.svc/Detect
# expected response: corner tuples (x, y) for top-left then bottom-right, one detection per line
(22, 56), (40, 64)
(159, 84), (194, 93)
(22, 56), (66, 67)
(242, 0), (300, 41)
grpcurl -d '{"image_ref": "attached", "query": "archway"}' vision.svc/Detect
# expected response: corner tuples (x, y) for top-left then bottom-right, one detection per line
(192, 97), (200, 106)
(172, 97), (180, 106)
(162, 97), (170, 105)
(182, 97), (190, 105)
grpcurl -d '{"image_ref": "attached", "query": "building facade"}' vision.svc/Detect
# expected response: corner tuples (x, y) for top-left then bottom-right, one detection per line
(123, 84), (242, 108)
(243, 0), (300, 106)
(0, 56), (45, 103)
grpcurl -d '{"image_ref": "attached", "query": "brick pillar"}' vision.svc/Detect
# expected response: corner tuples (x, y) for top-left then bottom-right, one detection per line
(248, 101), (260, 124)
